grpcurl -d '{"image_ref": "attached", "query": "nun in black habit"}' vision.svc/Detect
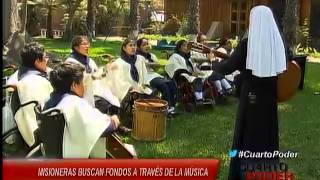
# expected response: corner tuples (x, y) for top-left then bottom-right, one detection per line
(210, 6), (287, 180)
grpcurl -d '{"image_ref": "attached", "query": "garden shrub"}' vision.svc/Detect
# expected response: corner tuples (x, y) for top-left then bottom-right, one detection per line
(161, 15), (181, 35)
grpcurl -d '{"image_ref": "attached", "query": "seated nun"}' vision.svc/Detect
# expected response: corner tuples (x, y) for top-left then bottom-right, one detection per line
(165, 39), (206, 101)
(191, 34), (233, 96)
(105, 39), (154, 127)
(136, 38), (178, 115)
(13, 42), (53, 147)
(43, 62), (120, 158)
(65, 35), (120, 111)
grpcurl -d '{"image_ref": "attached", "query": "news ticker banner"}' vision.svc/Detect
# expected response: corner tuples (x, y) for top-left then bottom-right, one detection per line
(3, 159), (220, 180)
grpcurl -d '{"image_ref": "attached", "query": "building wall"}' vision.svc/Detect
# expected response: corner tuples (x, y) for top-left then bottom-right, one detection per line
(164, 0), (255, 37)
(164, 0), (312, 38)
(310, 0), (320, 39)
(199, 0), (230, 36)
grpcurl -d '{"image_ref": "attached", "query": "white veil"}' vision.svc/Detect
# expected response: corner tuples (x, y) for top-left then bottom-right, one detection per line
(246, 5), (287, 77)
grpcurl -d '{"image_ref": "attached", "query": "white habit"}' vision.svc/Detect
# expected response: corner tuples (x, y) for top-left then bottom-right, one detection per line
(137, 53), (163, 84)
(15, 72), (53, 146)
(166, 53), (209, 83)
(51, 93), (112, 158)
(65, 57), (120, 107)
(104, 56), (152, 102)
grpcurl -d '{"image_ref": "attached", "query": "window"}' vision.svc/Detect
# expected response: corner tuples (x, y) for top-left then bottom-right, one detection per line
(230, 0), (251, 36)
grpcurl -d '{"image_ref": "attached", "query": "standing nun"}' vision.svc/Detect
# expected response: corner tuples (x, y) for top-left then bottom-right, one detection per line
(210, 6), (287, 179)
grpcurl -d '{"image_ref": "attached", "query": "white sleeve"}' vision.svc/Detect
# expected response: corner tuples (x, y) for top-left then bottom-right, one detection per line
(166, 54), (184, 78)
(136, 57), (148, 85)
(6, 70), (19, 86)
(89, 58), (99, 72)
(151, 53), (159, 63)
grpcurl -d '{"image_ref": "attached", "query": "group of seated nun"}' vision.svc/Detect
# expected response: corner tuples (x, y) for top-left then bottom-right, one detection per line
(5, 33), (237, 158)
(4, 36), (178, 158)
(165, 35), (235, 103)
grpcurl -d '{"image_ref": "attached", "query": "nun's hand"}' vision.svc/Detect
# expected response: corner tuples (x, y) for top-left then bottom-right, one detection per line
(106, 62), (118, 71)
(110, 115), (120, 130)
(129, 86), (140, 93)
(208, 51), (215, 61)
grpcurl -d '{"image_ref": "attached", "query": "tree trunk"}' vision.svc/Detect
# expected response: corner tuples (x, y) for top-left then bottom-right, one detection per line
(3, 0), (13, 44)
(129, 0), (140, 40)
(87, 0), (96, 40)
(63, 0), (82, 41)
(20, 0), (28, 36)
(282, 0), (299, 51)
(187, 0), (200, 35)
(47, 2), (54, 38)
(3, 0), (24, 66)
(64, 12), (75, 41)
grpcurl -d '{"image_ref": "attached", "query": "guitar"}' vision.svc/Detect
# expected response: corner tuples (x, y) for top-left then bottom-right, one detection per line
(188, 41), (231, 59)
(277, 61), (301, 102)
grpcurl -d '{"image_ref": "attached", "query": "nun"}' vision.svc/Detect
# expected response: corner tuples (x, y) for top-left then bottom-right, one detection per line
(191, 34), (233, 96)
(165, 39), (206, 101)
(14, 42), (53, 147)
(65, 35), (120, 114)
(105, 39), (154, 127)
(210, 6), (287, 179)
(43, 62), (120, 158)
(136, 38), (178, 115)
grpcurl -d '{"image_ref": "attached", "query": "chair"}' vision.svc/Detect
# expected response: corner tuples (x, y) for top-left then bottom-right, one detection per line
(172, 70), (216, 112)
(2, 82), (43, 158)
(34, 104), (65, 158)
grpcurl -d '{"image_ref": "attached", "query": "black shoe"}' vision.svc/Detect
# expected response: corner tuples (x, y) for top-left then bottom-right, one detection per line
(117, 126), (132, 135)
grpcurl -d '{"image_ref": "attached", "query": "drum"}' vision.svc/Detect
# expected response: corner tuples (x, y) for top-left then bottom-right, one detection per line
(132, 99), (168, 141)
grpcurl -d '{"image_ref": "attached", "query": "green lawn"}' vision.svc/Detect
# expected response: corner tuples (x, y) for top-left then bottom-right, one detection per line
(36, 38), (320, 179)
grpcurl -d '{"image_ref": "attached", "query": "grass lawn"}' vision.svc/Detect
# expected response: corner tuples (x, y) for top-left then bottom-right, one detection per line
(36, 38), (320, 179)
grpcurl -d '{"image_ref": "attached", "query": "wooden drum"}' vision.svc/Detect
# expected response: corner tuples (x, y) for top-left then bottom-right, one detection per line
(132, 99), (168, 141)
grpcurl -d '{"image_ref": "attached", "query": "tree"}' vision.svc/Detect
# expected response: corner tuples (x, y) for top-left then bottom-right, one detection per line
(3, 0), (20, 44)
(87, 0), (96, 40)
(129, 0), (140, 40)
(282, 0), (299, 51)
(63, 0), (82, 41)
(46, 0), (54, 38)
(186, 0), (200, 35)
(28, 0), (62, 38)
(20, 0), (28, 37)
(3, 0), (25, 66)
